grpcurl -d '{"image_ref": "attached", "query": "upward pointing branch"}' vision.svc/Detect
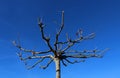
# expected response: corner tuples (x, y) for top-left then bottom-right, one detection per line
(38, 18), (57, 57)
(57, 11), (64, 36)
(54, 11), (64, 51)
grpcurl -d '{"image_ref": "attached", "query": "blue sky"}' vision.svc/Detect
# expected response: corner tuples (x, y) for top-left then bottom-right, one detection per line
(0, 0), (120, 78)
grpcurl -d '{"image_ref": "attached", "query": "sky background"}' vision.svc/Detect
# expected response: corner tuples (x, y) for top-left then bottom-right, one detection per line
(0, 0), (120, 78)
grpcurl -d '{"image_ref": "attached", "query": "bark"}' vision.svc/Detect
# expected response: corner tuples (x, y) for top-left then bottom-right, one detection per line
(55, 58), (61, 78)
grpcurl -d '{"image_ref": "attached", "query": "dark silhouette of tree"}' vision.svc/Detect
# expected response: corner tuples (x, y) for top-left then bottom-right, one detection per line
(13, 11), (108, 78)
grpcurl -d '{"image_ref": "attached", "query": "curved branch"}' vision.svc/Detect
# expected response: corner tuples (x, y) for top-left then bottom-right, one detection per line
(61, 60), (67, 66)
(64, 58), (85, 64)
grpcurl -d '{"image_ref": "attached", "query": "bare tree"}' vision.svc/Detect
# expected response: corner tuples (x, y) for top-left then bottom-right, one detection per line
(13, 11), (107, 78)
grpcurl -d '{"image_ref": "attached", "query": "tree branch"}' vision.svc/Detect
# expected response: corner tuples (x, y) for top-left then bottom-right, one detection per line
(54, 11), (64, 51)
(64, 48), (108, 58)
(66, 53), (102, 58)
(38, 18), (57, 56)
(13, 41), (51, 55)
(61, 60), (67, 66)
(40, 59), (53, 69)
(27, 58), (45, 70)
(17, 52), (53, 61)
(17, 53), (54, 70)
(58, 32), (95, 52)
(64, 58), (85, 64)
(62, 43), (75, 52)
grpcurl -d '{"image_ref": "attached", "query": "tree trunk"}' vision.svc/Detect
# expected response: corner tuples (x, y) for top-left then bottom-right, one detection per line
(55, 58), (61, 78)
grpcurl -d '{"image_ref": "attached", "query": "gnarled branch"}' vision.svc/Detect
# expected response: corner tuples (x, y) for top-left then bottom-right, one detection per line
(38, 18), (57, 57)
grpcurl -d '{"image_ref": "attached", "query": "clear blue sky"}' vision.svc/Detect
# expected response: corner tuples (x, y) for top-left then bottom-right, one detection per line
(0, 0), (120, 78)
